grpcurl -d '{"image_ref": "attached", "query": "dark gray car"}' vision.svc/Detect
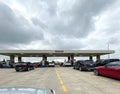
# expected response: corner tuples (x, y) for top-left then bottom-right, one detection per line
(74, 60), (95, 71)
(95, 59), (120, 67)
(0, 87), (55, 94)
(15, 62), (34, 72)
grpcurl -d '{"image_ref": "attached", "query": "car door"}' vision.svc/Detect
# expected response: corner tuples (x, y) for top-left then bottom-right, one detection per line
(109, 67), (120, 78)
(103, 66), (114, 77)
(104, 63), (119, 78)
(99, 66), (109, 76)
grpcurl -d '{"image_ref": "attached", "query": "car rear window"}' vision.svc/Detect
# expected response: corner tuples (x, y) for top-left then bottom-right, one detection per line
(107, 61), (120, 66)
(84, 60), (94, 64)
(110, 59), (120, 62)
(98, 59), (119, 64)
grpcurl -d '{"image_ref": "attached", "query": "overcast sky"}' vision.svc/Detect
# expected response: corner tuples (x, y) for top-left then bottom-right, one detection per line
(0, 0), (120, 59)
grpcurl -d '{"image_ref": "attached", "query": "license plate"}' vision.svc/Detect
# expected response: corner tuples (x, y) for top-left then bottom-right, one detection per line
(90, 64), (93, 66)
(19, 67), (22, 69)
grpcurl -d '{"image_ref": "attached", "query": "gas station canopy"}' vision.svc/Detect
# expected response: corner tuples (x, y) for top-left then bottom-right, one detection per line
(0, 50), (115, 57)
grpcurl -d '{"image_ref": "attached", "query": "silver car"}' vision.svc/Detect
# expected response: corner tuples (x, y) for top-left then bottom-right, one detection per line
(0, 87), (55, 94)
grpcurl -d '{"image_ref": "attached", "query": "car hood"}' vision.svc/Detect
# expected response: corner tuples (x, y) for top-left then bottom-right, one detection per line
(0, 87), (55, 94)
(95, 66), (104, 69)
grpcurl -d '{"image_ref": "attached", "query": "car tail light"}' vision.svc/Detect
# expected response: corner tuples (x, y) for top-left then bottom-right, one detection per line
(22, 64), (27, 67)
(83, 63), (86, 66)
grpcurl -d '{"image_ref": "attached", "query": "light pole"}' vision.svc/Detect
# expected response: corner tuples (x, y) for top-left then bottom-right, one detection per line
(108, 43), (110, 59)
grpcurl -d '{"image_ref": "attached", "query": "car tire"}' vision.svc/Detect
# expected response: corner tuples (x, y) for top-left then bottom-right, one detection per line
(94, 70), (99, 76)
(32, 67), (34, 70)
(79, 67), (83, 71)
(26, 68), (29, 71)
(16, 70), (19, 72)
(87, 68), (91, 71)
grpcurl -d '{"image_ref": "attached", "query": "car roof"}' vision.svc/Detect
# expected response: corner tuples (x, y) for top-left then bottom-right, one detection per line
(100, 59), (119, 60)
(108, 61), (120, 65)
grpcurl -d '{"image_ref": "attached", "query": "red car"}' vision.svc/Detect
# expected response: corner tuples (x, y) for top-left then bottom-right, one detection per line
(94, 61), (120, 79)
(33, 62), (40, 68)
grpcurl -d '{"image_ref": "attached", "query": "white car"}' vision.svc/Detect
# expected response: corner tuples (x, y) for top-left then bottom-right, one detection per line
(48, 62), (55, 67)
(63, 62), (71, 67)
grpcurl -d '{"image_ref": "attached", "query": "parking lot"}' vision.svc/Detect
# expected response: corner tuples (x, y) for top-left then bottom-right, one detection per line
(0, 67), (120, 94)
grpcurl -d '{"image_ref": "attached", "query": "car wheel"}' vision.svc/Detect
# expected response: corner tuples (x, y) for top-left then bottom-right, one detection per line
(26, 68), (29, 71)
(16, 70), (19, 72)
(79, 67), (83, 71)
(87, 68), (91, 71)
(94, 70), (99, 76)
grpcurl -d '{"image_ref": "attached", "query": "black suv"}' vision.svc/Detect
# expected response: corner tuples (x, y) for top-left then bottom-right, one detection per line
(15, 62), (34, 72)
(73, 60), (84, 70)
(95, 59), (120, 67)
(73, 60), (95, 71)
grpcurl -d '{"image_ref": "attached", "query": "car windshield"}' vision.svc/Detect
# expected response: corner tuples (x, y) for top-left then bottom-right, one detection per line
(98, 59), (120, 64)
(107, 62), (120, 66)
(84, 60), (94, 64)
(0, 87), (47, 94)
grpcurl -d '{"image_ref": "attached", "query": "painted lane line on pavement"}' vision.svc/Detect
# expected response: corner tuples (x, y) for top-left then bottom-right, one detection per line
(112, 82), (120, 86)
(60, 79), (64, 85)
(62, 85), (67, 92)
(99, 78), (108, 81)
(55, 68), (68, 92)
(98, 77), (120, 87)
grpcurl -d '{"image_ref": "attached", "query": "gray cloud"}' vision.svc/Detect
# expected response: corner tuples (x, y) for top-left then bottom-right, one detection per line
(41, 0), (57, 16)
(108, 37), (120, 45)
(16, 0), (57, 16)
(0, 3), (44, 47)
(31, 18), (48, 29)
(48, 0), (114, 39)
(41, 35), (85, 50)
(0, 0), (119, 52)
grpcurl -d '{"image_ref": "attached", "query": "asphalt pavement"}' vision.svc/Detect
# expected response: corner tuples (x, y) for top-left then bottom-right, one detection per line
(0, 67), (120, 94)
